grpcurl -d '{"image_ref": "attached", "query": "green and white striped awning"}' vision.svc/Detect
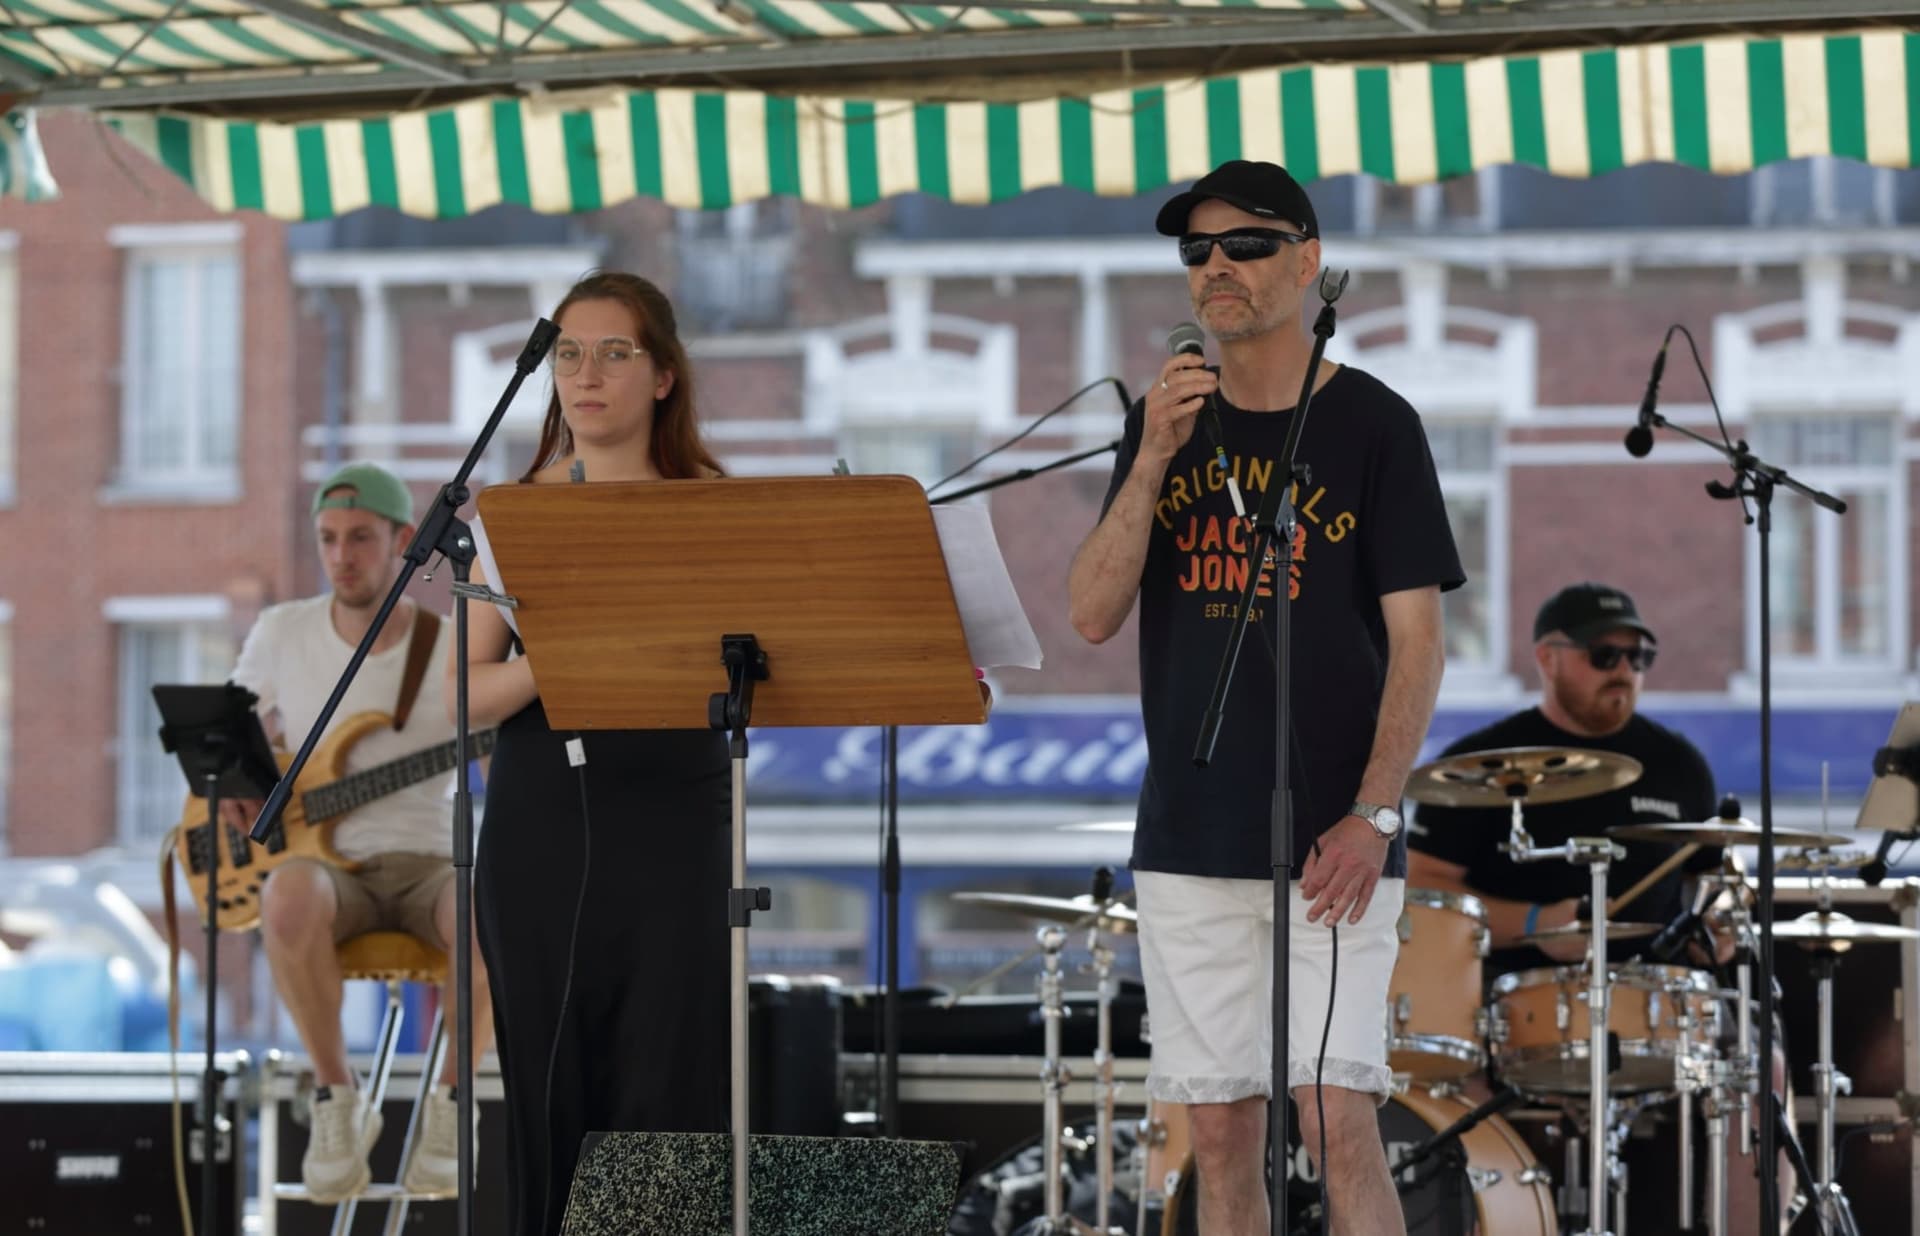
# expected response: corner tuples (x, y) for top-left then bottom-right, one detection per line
(89, 28), (1920, 219)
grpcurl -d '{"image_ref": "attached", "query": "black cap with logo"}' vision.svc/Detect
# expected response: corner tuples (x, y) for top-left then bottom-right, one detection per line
(1533, 582), (1658, 644)
(1155, 160), (1320, 238)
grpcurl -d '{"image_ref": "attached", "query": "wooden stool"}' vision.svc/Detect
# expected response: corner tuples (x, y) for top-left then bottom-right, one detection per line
(278, 930), (453, 1235)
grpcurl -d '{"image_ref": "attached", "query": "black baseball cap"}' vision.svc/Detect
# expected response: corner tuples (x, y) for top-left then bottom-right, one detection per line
(1533, 583), (1658, 644)
(1155, 160), (1320, 238)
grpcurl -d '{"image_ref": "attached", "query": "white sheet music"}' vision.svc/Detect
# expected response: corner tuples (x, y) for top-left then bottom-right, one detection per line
(932, 504), (1043, 671)
(467, 514), (520, 637)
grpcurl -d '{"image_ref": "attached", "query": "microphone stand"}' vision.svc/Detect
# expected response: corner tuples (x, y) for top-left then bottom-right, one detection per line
(869, 436), (1119, 1135)
(249, 318), (560, 1236)
(1193, 269), (1347, 1236)
(1629, 400), (1845, 1236)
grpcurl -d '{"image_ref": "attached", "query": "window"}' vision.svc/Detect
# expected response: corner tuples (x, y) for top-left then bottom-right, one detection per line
(116, 243), (241, 490)
(1751, 156), (1893, 229)
(113, 608), (235, 847)
(1426, 422), (1505, 674)
(674, 202), (794, 332)
(839, 422), (978, 486)
(1747, 415), (1904, 674)
(1357, 169), (1498, 235)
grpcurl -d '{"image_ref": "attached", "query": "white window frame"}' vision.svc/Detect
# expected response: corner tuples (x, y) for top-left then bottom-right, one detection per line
(1426, 425), (1513, 693)
(107, 225), (244, 502)
(1717, 273), (1919, 699)
(1355, 167), (1502, 235)
(108, 595), (233, 848)
(1738, 419), (1908, 691)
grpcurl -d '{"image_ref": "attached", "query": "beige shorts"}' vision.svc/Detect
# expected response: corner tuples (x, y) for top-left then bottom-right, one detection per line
(1135, 870), (1405, 1105)
(281, 854), (455, 948)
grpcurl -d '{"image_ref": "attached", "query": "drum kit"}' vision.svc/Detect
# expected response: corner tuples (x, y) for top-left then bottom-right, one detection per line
(943, 745), (1911, 1236)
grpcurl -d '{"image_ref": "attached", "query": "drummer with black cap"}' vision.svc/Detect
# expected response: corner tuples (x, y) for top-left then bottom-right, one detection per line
(1408, 582), (1723, 973)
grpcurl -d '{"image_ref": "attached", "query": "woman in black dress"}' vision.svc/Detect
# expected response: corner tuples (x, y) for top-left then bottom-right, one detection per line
(459, 272), (730, 1235)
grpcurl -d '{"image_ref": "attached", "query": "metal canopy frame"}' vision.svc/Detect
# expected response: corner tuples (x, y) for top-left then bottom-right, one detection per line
(5, 0), (1919, 116)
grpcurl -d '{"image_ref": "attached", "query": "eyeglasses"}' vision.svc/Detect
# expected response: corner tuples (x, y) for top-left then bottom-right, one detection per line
(1546, 640), (1658, 672)
(550, 335), (644, 377)
(1177, 227), (1311, 267)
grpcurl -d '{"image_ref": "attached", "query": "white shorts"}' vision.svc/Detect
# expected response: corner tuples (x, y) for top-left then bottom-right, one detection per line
(1135, 870), (1405, 1105)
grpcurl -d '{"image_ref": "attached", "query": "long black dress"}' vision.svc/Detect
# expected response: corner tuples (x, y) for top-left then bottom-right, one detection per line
(476, 696), (731, 1236)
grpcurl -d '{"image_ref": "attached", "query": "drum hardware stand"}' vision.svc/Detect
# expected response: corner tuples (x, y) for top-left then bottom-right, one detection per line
(1797, 871), (1864, 1236)
(1030, 924), (1127, 1236)
(1082, 919), (1122, 1235)
(1504, 833), (1621, 1236)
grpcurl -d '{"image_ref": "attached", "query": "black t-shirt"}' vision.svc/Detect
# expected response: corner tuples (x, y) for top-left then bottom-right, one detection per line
(1102, 365), (1465, 880)
(1408, 707), (1720, 979)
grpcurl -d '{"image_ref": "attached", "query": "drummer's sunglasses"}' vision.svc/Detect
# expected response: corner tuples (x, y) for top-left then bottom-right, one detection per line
(1177, 227), (1311, 267)
(1547, 639), (1658, 672)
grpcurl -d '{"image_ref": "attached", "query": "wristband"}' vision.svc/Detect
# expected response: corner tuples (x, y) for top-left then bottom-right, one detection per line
(1523, 903), (1542, 937)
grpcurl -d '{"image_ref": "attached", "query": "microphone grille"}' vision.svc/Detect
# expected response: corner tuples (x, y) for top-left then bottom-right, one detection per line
(1166, 322), (1207, 357)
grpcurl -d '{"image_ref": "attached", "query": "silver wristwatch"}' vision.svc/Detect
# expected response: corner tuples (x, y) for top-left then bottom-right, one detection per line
(1351, 800), (1403, 839)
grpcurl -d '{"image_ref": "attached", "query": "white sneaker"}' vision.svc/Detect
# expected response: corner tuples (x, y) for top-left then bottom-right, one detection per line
(303, 1083), (382, 1204)
(401, 1084), (477, 1197)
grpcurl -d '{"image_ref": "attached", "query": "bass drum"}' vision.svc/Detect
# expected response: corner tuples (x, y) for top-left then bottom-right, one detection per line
(1162, 1088), (1555, 1236)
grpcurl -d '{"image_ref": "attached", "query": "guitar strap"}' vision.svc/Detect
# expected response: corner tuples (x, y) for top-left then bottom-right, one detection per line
(392, 606), (442, 732)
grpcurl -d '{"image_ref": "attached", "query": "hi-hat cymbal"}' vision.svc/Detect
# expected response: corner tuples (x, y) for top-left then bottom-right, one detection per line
(1770, 910), (1919, 949)
(1516, 921), (1663, 948)
(1406, 746), (1644, 808)
(1611, 819), (1851, 849)
(950, 891), (1139, 934)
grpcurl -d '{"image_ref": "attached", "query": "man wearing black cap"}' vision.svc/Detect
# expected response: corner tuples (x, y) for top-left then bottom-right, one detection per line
(1409, 582), (1721, 977)
(1069, 160), (1464, 1235)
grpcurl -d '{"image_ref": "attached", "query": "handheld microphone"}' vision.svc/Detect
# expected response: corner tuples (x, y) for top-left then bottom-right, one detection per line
(1624, 337), (1668, 458)
(1861, 830), (1900, 887)
(1165, 324), (1244, 517)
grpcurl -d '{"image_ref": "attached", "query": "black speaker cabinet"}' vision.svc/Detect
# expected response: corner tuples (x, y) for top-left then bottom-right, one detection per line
(0, 1051), (246, 1236)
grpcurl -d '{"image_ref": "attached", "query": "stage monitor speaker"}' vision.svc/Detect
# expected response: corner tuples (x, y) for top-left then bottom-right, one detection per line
(0, 1051), (246, 1235)
(560, 1132), (961, 1236)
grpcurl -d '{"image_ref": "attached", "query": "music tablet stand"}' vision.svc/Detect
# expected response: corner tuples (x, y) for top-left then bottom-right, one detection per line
(477, 474), (984, 1236)
(154, 682), (279, 1236)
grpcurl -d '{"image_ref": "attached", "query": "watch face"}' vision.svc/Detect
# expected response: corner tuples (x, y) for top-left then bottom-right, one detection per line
(1375, 807), (1403, 836)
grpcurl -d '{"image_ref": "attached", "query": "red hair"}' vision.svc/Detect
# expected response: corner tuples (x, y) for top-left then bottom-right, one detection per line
(521, 271), (724, 481)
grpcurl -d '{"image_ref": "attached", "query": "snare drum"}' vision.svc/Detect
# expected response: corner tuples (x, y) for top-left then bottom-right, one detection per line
(1490, 962), (1719, 1093)
(1386, 888), (1490, 1081)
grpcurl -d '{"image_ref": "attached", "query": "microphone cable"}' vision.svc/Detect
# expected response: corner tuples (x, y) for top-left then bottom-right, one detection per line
(540, 734), (595, 1231)
(924, 376), (1131, 499)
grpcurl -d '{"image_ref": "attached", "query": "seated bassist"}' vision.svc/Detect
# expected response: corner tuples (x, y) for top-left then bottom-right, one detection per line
(221, 462), (492, 1203)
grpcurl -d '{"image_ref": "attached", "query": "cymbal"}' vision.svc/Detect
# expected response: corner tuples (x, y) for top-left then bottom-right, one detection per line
(1611, 819), (1851, 849)
(1516, 921), (1663, 948)
(1771, 911), (1920, 948)
(950, 891), (1139, 934)
(1059, 820), (1135, 833)
(1406, 746), (1643, 808)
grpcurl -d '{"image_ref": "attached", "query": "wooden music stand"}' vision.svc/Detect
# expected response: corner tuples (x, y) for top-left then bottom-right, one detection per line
(476, 475), (985, 1235)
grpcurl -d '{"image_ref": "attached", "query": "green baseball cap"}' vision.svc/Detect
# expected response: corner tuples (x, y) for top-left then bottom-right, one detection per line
(311, 462), (414, 527)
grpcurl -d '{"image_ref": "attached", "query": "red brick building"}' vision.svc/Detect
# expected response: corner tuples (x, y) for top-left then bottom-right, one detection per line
(3, 116), (1918, 999)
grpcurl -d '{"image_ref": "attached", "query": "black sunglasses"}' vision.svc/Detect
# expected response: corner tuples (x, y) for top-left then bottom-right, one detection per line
(1177, 227), (1310, 267)
(1547, 640), (1657, 672)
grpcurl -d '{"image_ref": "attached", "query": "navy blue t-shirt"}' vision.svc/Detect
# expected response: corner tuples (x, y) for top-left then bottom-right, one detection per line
(1100, 365), (1465, 880)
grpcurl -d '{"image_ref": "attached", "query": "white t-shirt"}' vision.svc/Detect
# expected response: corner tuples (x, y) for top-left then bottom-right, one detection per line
(231, 594), (456, 861)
